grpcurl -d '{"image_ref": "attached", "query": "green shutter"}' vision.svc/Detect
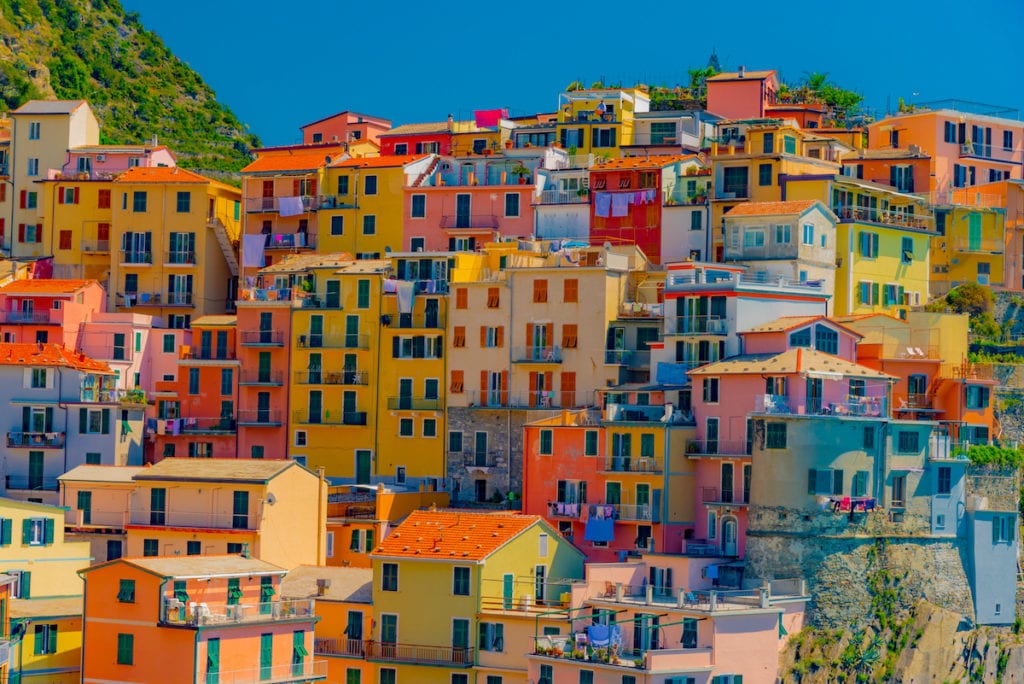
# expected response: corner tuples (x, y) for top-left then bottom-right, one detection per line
(207, 637), (220, 684)
(0, 518), (10, 545)
(993, 516), (1001, 544)
(807, 469), (817, 495)
(44, 518), (54, 545)
(22, 518), (33, 544)
(101, 408), (111, 435)
(44, 407), (53, 432)
(48, 623), (57, 654)
(174, 580), (189, 603)
(22, 406), (30, 432)
(21, 571), (31, 598)
(79, 408), (88, 433)
(33, 626), (43, 655)
(260, 633), (273, 679)
(117, 633), (133, 665)
(832, 470), (844, 496)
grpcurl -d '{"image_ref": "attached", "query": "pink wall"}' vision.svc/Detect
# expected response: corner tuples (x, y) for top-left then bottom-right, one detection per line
(707, 79), (773, 120)
(712, 612), (786, 683)
(62, 148), (176, 177)
(403, 185), (534, 252)
(302, 114), (390, 146)
(740, 321), (859, 361)
(0, 282), (105, 348)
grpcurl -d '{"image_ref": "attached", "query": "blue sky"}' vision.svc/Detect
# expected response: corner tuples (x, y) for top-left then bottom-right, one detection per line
(122, 0), (1024, 148)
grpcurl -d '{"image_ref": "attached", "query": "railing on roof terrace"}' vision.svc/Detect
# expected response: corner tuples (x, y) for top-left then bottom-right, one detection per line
(753, 393), (888, 418)
(0, 310), (61, 325)
(439, 214), (500, 230)
(5, 475), (58, 491)
(6, 431), (66, 448)
(365, 641), (474, 668)
(202, 659), (327, 684)
(80, 239), (110, 253)
(604, 349), (651, 367)
(244, 196), (319, 213)
(239, 330), (285, 346)
(130, 508), (256, 530)
(833, 206), (932, 230)
(537, 189), (589, 205)
(314, 637), (364, 657)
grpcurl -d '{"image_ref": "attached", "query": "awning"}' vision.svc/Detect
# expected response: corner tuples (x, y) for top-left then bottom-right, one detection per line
(584, 517), (615, 543)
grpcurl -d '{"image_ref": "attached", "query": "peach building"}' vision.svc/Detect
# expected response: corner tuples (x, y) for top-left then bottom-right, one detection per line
(299, 109), (391, 148)
(0, 279), (105, 347)
(80, 556), (325, 684)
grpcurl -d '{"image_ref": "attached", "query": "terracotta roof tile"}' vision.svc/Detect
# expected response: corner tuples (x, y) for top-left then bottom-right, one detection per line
(689, 348), (892, 379)
(331, 154), (431, 169)
(593, 155), (698, 170)
(0, 279), (95, 294)
(132, 457), (299, 484)
(113, 167), (212, 184)
(373, 510), (541, 562)
(0, 343), (111, 372)
(725, 200), (824, 217)
(707, 70), (777, 82)
(379, 122), (451, 137)
(242, 148), (346, 174)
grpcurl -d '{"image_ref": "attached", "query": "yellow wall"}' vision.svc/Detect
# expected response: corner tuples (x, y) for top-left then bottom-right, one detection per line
(259, 465), (326, 568)
(14, 613), (81, 684)
(40, 180), (116, 280)
(318, 165), (407, 257)
(0, 499), (92, 598)
(930, 207), (1005, 296)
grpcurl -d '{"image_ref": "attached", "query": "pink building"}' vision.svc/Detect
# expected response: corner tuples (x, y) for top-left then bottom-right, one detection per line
(78, 312), (160, 392)
(0, 278), (105, 347)
(527, 553), (807, 684)
(687, 316), (891, 557)
(405, 155), (539, 251)
(299, 110), (391, 147)
(56, 143), (177, 180)
(706, 68), (780, 121)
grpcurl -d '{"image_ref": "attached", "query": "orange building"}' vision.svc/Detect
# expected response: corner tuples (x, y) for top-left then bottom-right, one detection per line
(0, 279), (105, 347)
(839, 147), (932, 194)
(80, 556), (326, 684)
(299, 110), (391, 148)
(152, 315), (239, 460)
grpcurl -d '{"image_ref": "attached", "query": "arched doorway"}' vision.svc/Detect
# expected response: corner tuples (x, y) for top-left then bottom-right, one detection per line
(721, 516), (738, 556)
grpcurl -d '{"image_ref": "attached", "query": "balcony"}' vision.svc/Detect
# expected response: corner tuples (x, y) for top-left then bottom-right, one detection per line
(292, 410), (367, 426)
(532, 641), (712, 673)
(164, 292), (194, 307)
(686, 439), (750, 457)
(314, 637), (364, 658)
(713, 186), (749, 200)
(439, 214), (500, 230)
(546, 501), (583, 519)
(0, 310), (59, 325)
(119, 250), (153, 265)
(670, 315), (727, 336)
(178, 417), (237, 434)
(754, 393), (889, 418)
(297, 333), (369, 350)
(204, 660), (327, 684)
(459, 449), (504, 470)
(294, 370), (368, 386)
(118, 292), (161, 308)
(7, 431), (66, 448)
(833, 205), (932, 231)
(265, 232), (315, 250)
(239, 370), (284, 386)
(537, 189), (589, 205)
(601, 456), (662, 474)
(65, 508), (128, 528)
(239, 330), (285, 346)
(604, 349), (651, 368)
(130, 508), (257, 530)
(386, 396), (442, 411)
(381, 313), (444, 330)
(701, 486), (748, 506)
(245, 196), (318, 213)
(162, 597), (314, 626)
(181, 347), (237, 361)
(604, 403), (673, 423)
(590, 502), (652, 522)
(5, 475), (59, 492)
(464, 390), (563, 409)
(512, 346), (563, 364)
(237, 409), (283, 427)
(80, 239), (110, 254)
(317, 194), (358, 210)
(953, 237), (1004, 254)
(165, 250), (197, 266)
(365, 641), (474, 668)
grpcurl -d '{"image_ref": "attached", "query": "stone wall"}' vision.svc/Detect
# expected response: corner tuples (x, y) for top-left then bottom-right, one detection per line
(965, 465), (1020, 511)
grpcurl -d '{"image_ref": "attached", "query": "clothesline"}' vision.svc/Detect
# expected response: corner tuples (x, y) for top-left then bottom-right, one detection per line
(594, 189), (660, 218)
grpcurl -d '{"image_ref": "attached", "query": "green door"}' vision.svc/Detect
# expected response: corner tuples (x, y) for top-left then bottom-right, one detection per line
(258, 352), (271, 383)
(309, 315), (323, 348)
(326, 280), (341, 309)
(150, 488), (166, 525)
(452, 618), (469, 664)
(309, 391), (322, 424)
(502, 573), (514, 610)
(206, 638), (219, 684)
(28, 451), (44, 490)
(355, 450), (371, 485)
(77, 491), (92, 525)
(292, 630), (306, 676)
(343, 391), (357, 420)
(232, 491), (249, 529)
(345, 315), (359, 348)
(968, 213), (982, 251)
(260, 633), (273, 680)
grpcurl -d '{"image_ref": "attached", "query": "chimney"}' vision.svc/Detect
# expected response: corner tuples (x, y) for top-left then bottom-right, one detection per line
(738, 65), (745, 78)
(447, 114), (454, 131)
(151, 134), (158, 147)
(316, 578), (331, 596)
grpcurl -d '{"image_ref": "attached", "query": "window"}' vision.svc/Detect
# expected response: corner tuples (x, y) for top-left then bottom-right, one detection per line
(187, 541), (201, 556)
(423, 419), (437, 437)
(563, 278), (578, 303)
(189, 367), (200, 395)
(450, 370), (464, 394)
(132, 191), (147, 212)
(228, 578), (243, 605)
(891, 474), (907, 508)
(221, 368), (233, 395)
(330, 215), (344, 236)
(397, 418), (414, 437)
(479, 622), (504, 652)
(966, 385), (990, 409)
(640, 433), (655, 457)
(993, 515), (1015, 543)
(562, 324), (577, 348)
(117, 633), (134, 665)
(691, 211), (703, 230)
(28, 121), (40, 139)
(118, 579), (136, 603)
(86, 452), (101, 465)
(801, 223), (815, 246)
(337, 176), (350, 195)
(814, 325), (838, 355)
(27, 158), (39, 176)
(411, 194), (426, 218)
(30, 367), (48, 388)
(60, 187), (78, 204)
(852, 470), (870, 497)
(487, 287), (500, 308)
(364, 175), (378, 195)
(176, 191), (191, 213)
(766, 422), (787, 449)
(382, 563), (398, 591)
(539, 429), (553, 455)
(1004, 130), (1014, 152)
(380, 669), (397, 684)
(504, 193), (520, 217)
(23, 517), (54, 546)
(862, 426), (875, 450)
(143, 539), (159, 556)
(34, 624), (57, 655)
(453, 567), (471, 596)
(758, 163), (772, 186)
(858, 281), (880, 306)
(702, 377), (719, 403)
(585, 430), (598, 456)
(849, 379), (866, 397)
(936, 466), (952, 495)
(533, 279), (548, 303)
(808, 468), (844, 495)
(897, 431), (919, 453)
(362, 215), (376, 235)
(579, 670), (595, 684)
(743, 229), (765, 248)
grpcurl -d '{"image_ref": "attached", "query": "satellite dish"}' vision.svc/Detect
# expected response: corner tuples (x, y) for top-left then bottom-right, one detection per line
(604, 242), (612, 251)
(266, 493), (277, 505)
(384, 246), (392, 253)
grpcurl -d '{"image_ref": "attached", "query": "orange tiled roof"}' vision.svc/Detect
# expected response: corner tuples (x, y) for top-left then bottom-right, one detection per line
(725, 200), (823, 217)
(0, 278), (95, 295)
(113, 167), (211, 184)
(593, 155), (698, 170)
(741, 315), (864, 339)
(689, 348), (892, 379)
(242, 149), (344, 174)
(373, 510), (540, 562)
(331, 154), (431, 169)
(0, 343), (111, 372)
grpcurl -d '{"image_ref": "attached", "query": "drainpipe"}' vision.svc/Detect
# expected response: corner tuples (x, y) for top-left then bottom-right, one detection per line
(317, 466), (326, 564)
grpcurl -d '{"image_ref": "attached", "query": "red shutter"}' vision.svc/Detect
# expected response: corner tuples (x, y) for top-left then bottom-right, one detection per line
(18, 224), (25, 242)
(97, 223), (110, 240)
(58, 187), (65, 205)
(19, 190), (26, 209)
(480, 326), (487, 347)
(529, 371), (538, 405)
(73, 187), (80, 204)
(526, 323), (534, 354)
(35, 224), (42, 243)
(310, 179), (318, 196)
(480, 370), (488, 394)
(496, 326), (504, 348)
(500, 371), (509, 406)
(560, 372), (576, 408)
(544, 372), (553, 399)
(293, 179), (300, 196)
(544, 324), (554, 353)
(0, 218), (5, 241)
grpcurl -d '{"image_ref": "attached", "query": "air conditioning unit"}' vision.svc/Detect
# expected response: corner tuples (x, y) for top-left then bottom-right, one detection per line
(96, 154), (106, 162)
(960, 144), (972, 155)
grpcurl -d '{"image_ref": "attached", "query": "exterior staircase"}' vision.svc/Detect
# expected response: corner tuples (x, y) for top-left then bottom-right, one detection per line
(207, 217), (239, 277)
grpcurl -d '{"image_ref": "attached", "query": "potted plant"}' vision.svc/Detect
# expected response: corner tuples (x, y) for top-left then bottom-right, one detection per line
(505, 139), (513, 149)
(577, 187), (589, 199)
(512, 163), (530, 184)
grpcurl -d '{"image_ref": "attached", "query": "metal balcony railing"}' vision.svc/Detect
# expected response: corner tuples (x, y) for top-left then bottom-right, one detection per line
(314, 637), (364, 657)
(294, 370), (368, 386)
(439, 214), (500, 230)
(181, 347), (237, 360)
(244, 196), (319, 213)
(203, 659), (327, 683)
(7, 431), (66, 448)
(161, 598), (314, 627)
(365, 641), (474, 668)
(537, 189), (589, 205)
(120, 250), (153, 265)
(602, 456), (662, 473)
(512, 346), (563, 363)
(238, 370), (284, 385)
(178, 417), (237, 434)
(671, 316), (727, 335)
(386, 397), (442, 411)
(297, 333), (369, 350)
(0, 311), (57, 324)
(165, 291), (194, 307)
(686, 439), (751, 456)
(165, 250), (197, 265)
(237, 410), (283, 426)
(292, 410), (367, 426)
(701, 486), (748, 505)
(589, 502), (652, 522)
(239, 330), (285, 346)
(130, 508), (256, 530)
(80, 239), (110, 253)
(5, 475), (59, 491)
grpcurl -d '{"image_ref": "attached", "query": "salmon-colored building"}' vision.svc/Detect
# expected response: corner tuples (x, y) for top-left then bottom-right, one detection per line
(706, 68), (780, 120)
(152, 315), (238, 460)
(839, 146), (931, 194)
(378, 121), (454, 157)
(80, 556), (326, 684)
(0, 279), (105, 347)
(299, 110), (391, 148)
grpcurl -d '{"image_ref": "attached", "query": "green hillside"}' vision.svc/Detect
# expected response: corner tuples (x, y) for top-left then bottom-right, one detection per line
(0, 0), (260, 174)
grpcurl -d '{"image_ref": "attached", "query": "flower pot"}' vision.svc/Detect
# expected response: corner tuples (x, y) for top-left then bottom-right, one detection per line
(505, 140), (513, 149)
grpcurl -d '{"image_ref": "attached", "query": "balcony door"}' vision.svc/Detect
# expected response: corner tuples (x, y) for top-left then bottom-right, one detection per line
(398, 378), (413, 410)
(355, 450), (371, 485)
(455, 194), (471, 228)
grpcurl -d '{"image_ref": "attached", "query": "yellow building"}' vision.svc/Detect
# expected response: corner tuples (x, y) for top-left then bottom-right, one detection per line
(10, 598), (82, 684)
(0, 497), (92, 599)
(317, 155), (434, 258)
(556, 87), (650, 157)
(280, 565), (375, 684)
(370, 510), (584, 684)
(117, 459), (327, 569)
(38, 178), (115, 281)
(784, 175), (935, 316)
(58, 465), (143, 566)
(710, 120), (846, 259)
(929, 202), (1006, 296)
(108, 167), (241, 327)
